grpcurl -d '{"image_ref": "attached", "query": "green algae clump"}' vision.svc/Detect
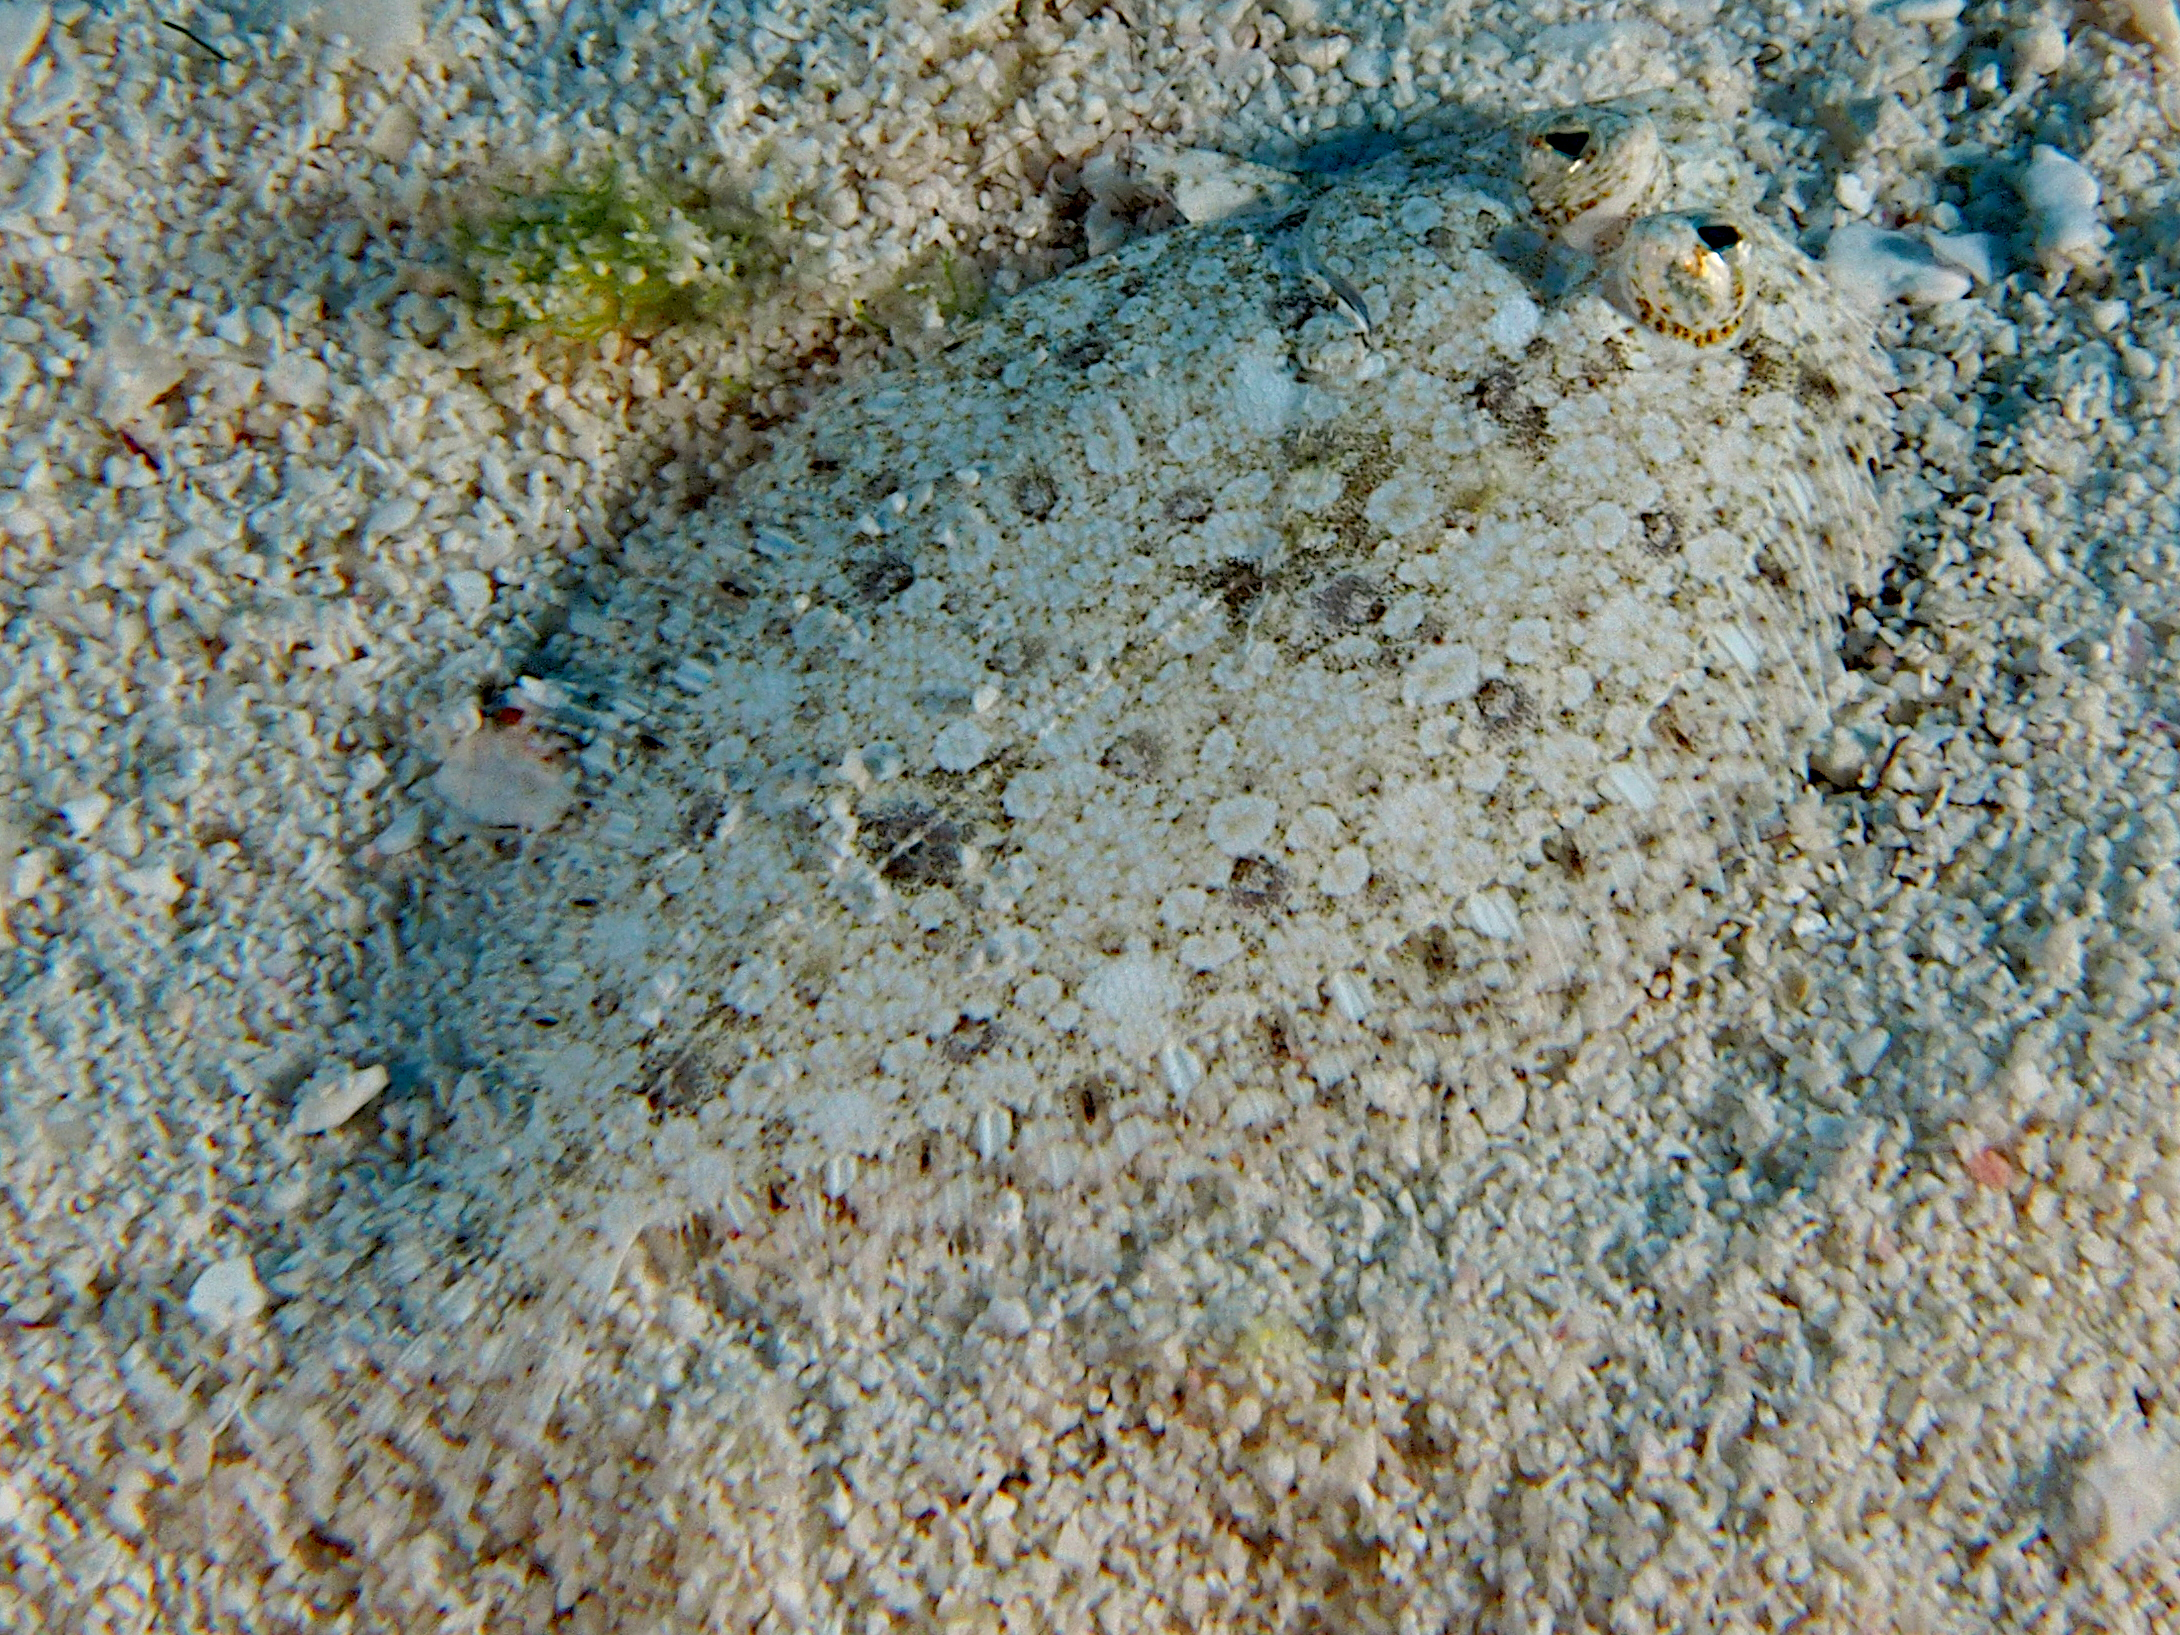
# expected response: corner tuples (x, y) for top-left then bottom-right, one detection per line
(458, 171), (779, 341)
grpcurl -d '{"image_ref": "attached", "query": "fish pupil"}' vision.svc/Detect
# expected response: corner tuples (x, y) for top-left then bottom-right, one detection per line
(1544, 129), (1591, 162)
(1696, 222), (1742, 252)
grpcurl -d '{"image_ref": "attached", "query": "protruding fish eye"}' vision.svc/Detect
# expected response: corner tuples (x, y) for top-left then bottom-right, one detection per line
(1609, 213), (1756, 347)
(1521, 105), (1664, 252)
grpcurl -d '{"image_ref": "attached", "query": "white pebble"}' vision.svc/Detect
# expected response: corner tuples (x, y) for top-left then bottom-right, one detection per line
(1602, 762), (1661, 812)
(262, 354), (330, 410)
(2019, 146), (2109, 275)
(1464, 888), (1522, 941)
(88, 332), (187, 429)
(1925, 230), (1998, 285)
(431, 725), (575, 830)
(1834, 172), (1874, 216)
(290, 1062), (389, 1135)
(2115, 0), (2180, 65)
(1824, 223), (1973, 307)
(13, 48), (78, 126)
(1847, 1027), (1891, 1075)
(0, 146), (64, 225)
(1887, 0), (1963, 22)
(1342, 46), (1389, 88)
(1327, 971), (1371, 1022)
(2065, 1422), (2180, 1561)
(1478, 1080), (1527, 1135)
(444, 569), (493, 619)
(59, 790), (110, 839)
(364, 494), (421, 541)
(186, 1256), (268, 1332)
(370, 806), (423, 857)
(117, 865), (184, 905)
(2013, 17), (2068, 76)
(1159, 1042), (1204, 1100)
(282, 0), (424, 73)
(972, 1104), (1012, 1161)
(0, 4), (48, 104)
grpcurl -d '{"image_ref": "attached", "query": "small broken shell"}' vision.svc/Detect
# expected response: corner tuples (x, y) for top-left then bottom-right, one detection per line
(1608, 213), (1754, 347)
(1522, 105), (1664, 252)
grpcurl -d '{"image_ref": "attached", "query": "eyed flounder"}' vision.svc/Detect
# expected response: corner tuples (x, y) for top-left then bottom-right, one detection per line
(472, 98), (1894, 1174)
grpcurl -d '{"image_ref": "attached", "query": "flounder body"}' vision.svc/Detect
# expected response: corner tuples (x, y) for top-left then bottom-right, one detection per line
(477, 101), (1892, 1174)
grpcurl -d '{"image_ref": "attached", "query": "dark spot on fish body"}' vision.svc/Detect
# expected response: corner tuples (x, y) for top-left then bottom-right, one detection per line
(1058, 334), (1110, 369)
(943, 1017), (998, 1062)
(990, 633), (1048, 676)
(1400, 923), (1459, 982)
(1740, 340), (1789, 393)
(1102, 729), (1166, 781)
(853, 554), (916, 603)
(1473, 677), (1537, 739)
(1267, 286), (1328, 336)
(1072, 1072), (1121, 1126)
(1542, 831), (1587, 877)
(646, 1051), (716, 1115)
(1207, 560), (1268, 624)
(1639, 510), (1682, 557)
(1227, 856), (1290, 913)
(861, 804), (964, 886)
(1654, 703), (1697, 754)
(682, 792), (725, 843)
(1314, 573), (1386, 627)
(1163, 486), (1214, 525)
(1473, 368), (1522, 416)
(1012, 470), (1058, 520)
(1489, 224), (1551, 283)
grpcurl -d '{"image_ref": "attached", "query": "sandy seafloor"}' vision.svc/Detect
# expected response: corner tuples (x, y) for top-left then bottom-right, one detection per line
(7, 0), (2180, 1629)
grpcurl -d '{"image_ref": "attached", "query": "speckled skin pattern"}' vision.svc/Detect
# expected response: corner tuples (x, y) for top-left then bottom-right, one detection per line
(500, 103), (1895, 1175)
